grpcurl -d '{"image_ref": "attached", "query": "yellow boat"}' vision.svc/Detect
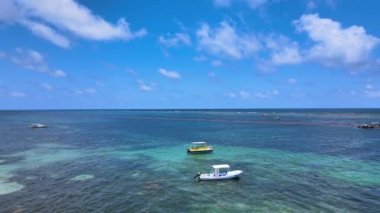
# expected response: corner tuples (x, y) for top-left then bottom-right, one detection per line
(187, 142), (213, 153)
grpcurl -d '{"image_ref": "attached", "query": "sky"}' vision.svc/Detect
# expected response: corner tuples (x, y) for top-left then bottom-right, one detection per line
(0, 0), (380, 109)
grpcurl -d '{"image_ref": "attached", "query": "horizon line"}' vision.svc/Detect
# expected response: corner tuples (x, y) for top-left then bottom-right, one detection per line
(1, 107), (380, 111)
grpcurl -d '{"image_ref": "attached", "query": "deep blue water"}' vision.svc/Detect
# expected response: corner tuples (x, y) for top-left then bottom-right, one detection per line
(0, 109), (379, 212)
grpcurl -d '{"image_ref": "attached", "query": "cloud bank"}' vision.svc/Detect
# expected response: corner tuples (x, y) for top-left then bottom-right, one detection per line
(0, 0), (146, 48)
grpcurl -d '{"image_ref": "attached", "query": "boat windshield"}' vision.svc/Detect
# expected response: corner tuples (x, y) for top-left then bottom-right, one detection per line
(211, 168), (229, 176)
(219, 168), (229, 175)
(191, 142), (207, 148)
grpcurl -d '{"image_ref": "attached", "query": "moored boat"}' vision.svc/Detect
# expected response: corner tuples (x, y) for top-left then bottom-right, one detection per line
(194, 164), (243, 181)
(29, 123), (47, 128)
(358, 122), (380, 129)
(187, 141), (213, 153)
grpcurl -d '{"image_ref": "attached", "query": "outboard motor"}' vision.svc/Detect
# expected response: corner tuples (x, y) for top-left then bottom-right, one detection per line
(193, 172), (201, 181)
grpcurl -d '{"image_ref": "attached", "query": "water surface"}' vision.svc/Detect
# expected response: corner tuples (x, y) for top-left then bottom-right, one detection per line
(0, 109), (379, 212)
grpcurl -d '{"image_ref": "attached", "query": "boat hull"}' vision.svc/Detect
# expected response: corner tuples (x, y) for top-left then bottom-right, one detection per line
(199, 170), (243, 181)
(29, 125), (47, 128)
(187, 149), (213, 154)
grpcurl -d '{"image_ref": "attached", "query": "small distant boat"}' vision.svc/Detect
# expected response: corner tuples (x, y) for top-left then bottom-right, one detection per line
(358, 124), (373, 129)
(358, 122), (380, 129)
(194, 164), (243, 181)
(187, 142), (213, 154)
(29, 123), (47, 128)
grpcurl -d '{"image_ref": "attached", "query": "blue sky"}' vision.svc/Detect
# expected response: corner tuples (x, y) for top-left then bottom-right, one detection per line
(1, 0), (380, 109)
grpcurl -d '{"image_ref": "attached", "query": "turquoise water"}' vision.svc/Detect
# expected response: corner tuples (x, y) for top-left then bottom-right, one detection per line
(0, 109), (380, 212)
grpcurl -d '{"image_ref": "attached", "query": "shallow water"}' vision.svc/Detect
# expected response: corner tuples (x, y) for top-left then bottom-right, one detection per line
(0, 109), (379, 212)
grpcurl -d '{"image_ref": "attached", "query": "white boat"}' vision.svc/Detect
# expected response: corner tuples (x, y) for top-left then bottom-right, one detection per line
(195, 164), (243, 181)
(29, 123), (47, 128)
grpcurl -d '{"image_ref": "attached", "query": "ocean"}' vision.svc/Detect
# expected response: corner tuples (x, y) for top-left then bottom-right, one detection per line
(0, 109), (379, 212)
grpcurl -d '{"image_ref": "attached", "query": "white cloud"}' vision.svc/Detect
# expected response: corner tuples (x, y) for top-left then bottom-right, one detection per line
(254, 92), (268, 98)
(254, 89), (279, 98)
(126, 68), (137, 76)
(158, 68), (181, 79)
(271, 89), (279, 95)
(325, 0), (338, 9)
(197, 21), (260, 60)
(213, 0), (268, 9)
(158, 32), (191, 48)
(0, 52), (7, 59)
(260, 14), (379, 71)
(288, 78), (297, 84)
(208, 72), (216, 78)
(0, 0), (21, 22)
(96, 81), (105, 87)
(265, 35), (302, 65)
(21, 0), (146, 40)
(194, 55), (208, 62)
(41, 83), (53, 90)
(271, 46), (302, 65)
(20, 20), (70, 48)
(364, 90), (380, 98)
(0, 0), (146, 47)
(224, 92), (237, 98)
(247, 0), (268, 9)
(10, 91), (26, 97)
(365, 84), (373, 90)
(51, 70), (67, 78)
(306, 0), (317, 10)
(225, 89), (279, 99)
(7, 48), (67, 77)
(137, 80), (154, 92)
(362, 84), (380, 98)
(10, 49), (47, 71)
(139, 84), (152, 91)
(75, 88), (96, 95)
(211, 60), (223, 67)
(214, 0), (232, 7)
(239, 90), (251, 99)
(294, 13), (380, 69)
(84, 88), (96, 94)
(74, 90), (82, 95)
(291, 92), (305, 98)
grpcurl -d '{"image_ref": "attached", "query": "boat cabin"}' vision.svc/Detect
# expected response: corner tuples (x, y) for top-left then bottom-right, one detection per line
(210, 164), (230, 177)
